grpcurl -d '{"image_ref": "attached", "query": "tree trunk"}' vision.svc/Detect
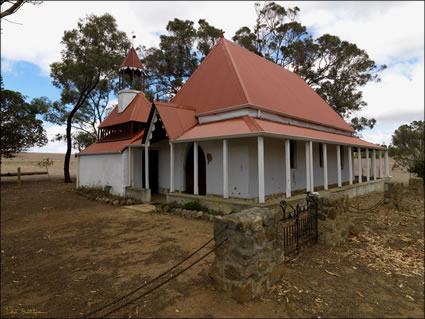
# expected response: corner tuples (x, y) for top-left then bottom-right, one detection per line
(64, 114), (73, 183)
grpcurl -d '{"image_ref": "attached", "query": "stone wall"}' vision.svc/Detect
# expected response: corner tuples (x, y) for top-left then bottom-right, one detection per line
(211, 207), (286, 303)
(384, 181), (404, 210)
(211, 193), (354, 303)
(317, 193), (352, 246)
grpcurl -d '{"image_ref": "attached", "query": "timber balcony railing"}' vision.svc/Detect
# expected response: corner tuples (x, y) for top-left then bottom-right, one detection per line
(97, 122), (144, 143)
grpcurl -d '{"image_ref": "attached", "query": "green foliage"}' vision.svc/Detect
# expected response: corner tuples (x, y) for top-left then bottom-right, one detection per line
(37, 158), (53, 169)
(389, 120), (424, 173)
(196, 19), (223, 58)
(140, 18), (222, 99)
(0, 76), (48, 158)
(231, 1), (386, 132)
(408, 158), (424, 179)
(37, 158), (54, 174)
(183, 200), (202, 211)
(45, 13), (131, 182)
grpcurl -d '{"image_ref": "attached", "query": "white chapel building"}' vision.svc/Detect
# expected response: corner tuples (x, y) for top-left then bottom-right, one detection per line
(78, 38), (390, 205)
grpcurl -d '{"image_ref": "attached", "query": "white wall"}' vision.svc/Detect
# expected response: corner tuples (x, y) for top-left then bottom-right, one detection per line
(79, 151), (128, 196)
(142, 136), (352, 199)
(155, 140), (170, 193)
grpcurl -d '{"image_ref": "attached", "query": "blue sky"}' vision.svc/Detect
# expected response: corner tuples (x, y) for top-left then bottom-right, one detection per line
(1, 1), (424, 153)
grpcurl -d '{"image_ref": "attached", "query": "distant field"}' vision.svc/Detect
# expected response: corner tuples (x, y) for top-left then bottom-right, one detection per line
(1, 152), (77, 182)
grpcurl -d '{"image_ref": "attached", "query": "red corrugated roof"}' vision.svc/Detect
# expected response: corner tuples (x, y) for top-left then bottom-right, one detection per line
(99, 93), (152, 128)
(79, 129), (145, 154)
(154, 101), (198, 140)
(176, 117), (383, 149)
(171, 38), (354, 133)
(120, 47), (144, 71)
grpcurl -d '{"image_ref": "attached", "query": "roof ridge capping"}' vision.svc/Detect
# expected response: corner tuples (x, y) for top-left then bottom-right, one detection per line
(171, 38), (226, 103)
(221, 39), (250, 104)
(155, 100), (197, 111)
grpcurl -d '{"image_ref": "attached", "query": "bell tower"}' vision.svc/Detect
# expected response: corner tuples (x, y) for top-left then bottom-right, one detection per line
(118, 38), (145, 113)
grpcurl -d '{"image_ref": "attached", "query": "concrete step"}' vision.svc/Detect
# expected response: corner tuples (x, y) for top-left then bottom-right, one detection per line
(123, 204), (156, 213)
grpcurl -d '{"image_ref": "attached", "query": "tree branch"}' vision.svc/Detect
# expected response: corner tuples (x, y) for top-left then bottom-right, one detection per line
(1, 0), (24, 19)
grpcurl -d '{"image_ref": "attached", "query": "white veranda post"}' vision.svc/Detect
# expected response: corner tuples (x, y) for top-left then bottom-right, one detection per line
(285, 139), (291, 198)
(169, 142), (174, 192)
(366, 149), (370, 182)
(379, 151), (383, 178)
(305, 141), (310, 192)
(258, 136), (265, 204)
(336, 145), (342, 187)
(145, 145), (149, 189)
(223, 139), (229, 199)
(358, 147), (362, 184)
(348, 146), (353, 185)
(194, 141), (199, 195)
(372, 149), (376, 180)
(309, 141), (314, 192)
(323, 143), (328, 190)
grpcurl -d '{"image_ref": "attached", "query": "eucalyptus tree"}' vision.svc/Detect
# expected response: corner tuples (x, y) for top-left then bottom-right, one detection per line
(232, 1), (386, 132)
(47, 13), (130, 183)
(0, 77), (48, 158)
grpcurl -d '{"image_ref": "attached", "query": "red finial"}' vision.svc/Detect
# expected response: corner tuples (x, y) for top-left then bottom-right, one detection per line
(220, 30), (225, 38)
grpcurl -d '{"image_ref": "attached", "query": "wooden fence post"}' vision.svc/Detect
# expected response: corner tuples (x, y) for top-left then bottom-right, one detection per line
(17, 167), (22, 186)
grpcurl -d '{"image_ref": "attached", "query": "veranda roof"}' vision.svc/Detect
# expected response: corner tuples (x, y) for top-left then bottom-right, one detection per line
(79, 129), (145, 155)
(174, 116), (384, 150)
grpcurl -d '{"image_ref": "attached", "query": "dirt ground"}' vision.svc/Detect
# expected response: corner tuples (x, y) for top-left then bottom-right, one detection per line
(1, 153), (424, 318)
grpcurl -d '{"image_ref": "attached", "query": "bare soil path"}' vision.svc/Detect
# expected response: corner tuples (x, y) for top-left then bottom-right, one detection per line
(1, 178), (424, 318)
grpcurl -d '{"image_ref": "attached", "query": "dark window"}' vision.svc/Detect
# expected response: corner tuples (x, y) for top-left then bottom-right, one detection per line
(319, 143), (323, 168)
(290, 140), (296, 169)
(340, 146), (345, 170)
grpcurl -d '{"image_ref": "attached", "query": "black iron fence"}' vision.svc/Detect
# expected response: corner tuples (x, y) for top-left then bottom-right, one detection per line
(278, 192), (318, 257)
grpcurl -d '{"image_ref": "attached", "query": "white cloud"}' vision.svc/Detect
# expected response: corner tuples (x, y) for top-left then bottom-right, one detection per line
(357, 57), (424, 125)
(2, 1), (423, 150)
(359, 124), (399, 146)
(28, 124), (67, 153)
(1, 1), (256, 74)
(292, 1), (424, 64)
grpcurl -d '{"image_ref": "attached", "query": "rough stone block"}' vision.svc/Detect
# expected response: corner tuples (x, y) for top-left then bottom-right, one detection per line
(270, 264), (286, 284)
(327, 208), (337, 220)
(251, 215), (263, 232)
(255, 231), (265, 245)
(258, 260), (270, 273)
(231, 282), (253, 303)
(253, 279), (267, 298)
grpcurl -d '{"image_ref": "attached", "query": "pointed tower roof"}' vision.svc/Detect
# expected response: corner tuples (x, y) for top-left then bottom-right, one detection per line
(171, 38), (354, 133)
(120, 47), (144, 71)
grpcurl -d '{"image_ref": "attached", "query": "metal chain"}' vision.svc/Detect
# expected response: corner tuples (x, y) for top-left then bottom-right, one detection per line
(348, 197), (385, 213)
(83, 226), (228, 318)
(100, 239), (227, 318)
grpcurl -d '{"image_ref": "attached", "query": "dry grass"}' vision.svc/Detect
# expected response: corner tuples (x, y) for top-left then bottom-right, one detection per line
(1, 152), (77, 182)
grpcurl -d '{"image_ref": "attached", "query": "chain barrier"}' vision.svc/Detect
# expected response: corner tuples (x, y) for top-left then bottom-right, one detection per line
(100, 239), (226, 318)
(83, 226), (228, 318)
(348, 196), (385, 213)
